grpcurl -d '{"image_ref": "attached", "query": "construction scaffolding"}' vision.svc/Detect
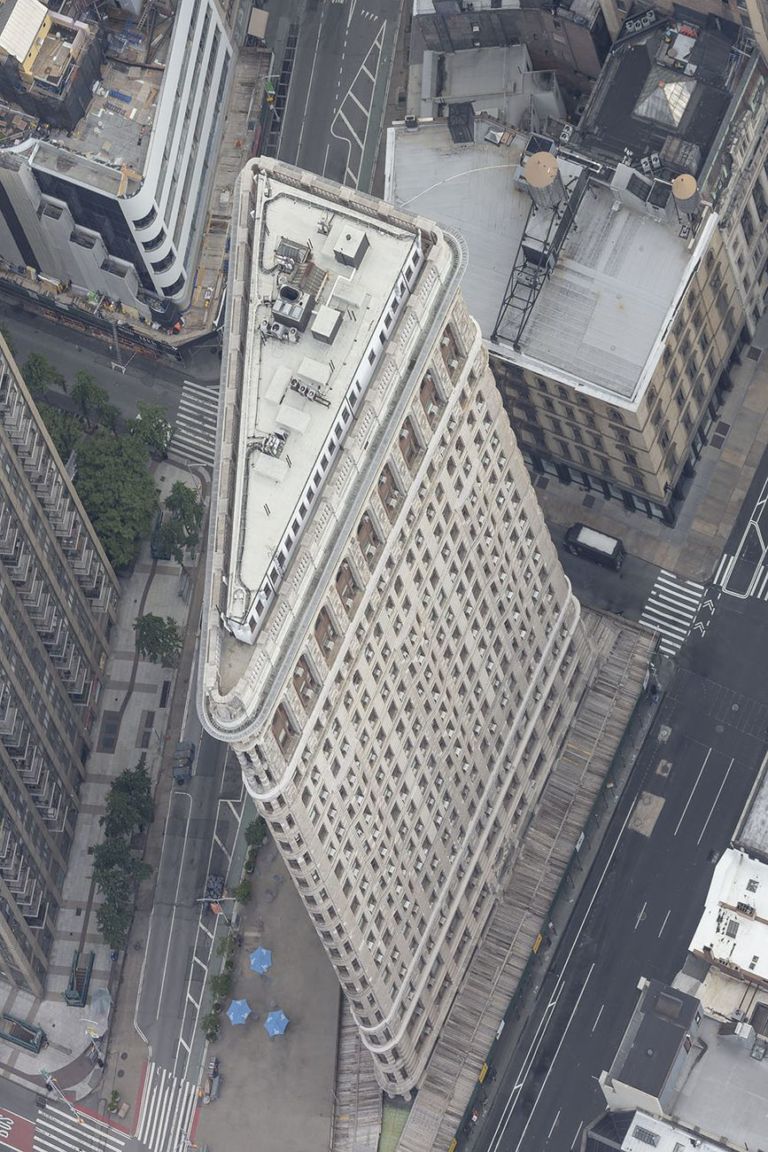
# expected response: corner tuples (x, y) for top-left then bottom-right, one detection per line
(395, 612), (655, 1152)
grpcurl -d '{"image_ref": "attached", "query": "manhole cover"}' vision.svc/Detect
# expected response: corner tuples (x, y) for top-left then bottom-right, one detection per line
(120, 1052), (127, 1060)
(732, 703), (740, 711)
(117, 1070), (124, 1079)
(715, 724), (724, 733)
(658, 725), (671, 743)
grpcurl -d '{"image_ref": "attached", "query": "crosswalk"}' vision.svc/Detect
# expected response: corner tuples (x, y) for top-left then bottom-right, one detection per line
(34, 1102), (129, 1152)
(135, 1061), (199, 1152)
(638, 569), (706, 656)
(168, 378), (220, 469)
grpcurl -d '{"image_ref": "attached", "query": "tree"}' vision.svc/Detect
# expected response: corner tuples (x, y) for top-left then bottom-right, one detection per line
(72, 371), (110, 431)
(22, 353), (66, 399)
(232, 879), (252, 904)
(200, 1012), (221, 1041)
(37, 404), (82, 461)
(101, 756), (154, 839)
(134, 613), (183, 666)
(92, 838), (151, 892)
(74, 431), (158, 570)
(131, 402), (172, 459)
(209, 972), (233, 1001)
(96, 898), (133, 952)
(154, 483), (204, 565)
(245, 818), (268, 850)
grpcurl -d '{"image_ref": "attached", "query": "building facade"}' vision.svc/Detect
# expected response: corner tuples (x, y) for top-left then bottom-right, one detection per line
(199, 158), (597, 1093)
(0, 0), (249, 323)
(0, 334), (118, 994)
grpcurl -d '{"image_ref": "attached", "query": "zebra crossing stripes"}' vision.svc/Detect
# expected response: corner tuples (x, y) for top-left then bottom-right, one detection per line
(136, 1062), (199, 1152)
(753, 566), (768, 600)
(638, 569), (706, 656)
(168, 378), (220, 469)
(34, 1102), (129, 1152)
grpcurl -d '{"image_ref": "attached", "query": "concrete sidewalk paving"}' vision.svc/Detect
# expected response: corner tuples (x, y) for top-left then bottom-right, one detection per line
(0, 459), (206, 1115)
(192, 820), (340, 1152)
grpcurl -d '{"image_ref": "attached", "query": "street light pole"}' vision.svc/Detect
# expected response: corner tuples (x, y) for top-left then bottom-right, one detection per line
(40, 1069), (83, 1124)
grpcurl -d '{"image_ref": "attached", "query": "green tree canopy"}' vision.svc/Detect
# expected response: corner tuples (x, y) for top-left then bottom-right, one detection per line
(134, 613), (183, 666)
(101, 756), (154, 839)
(96, 898), (133, 951)
(156, 482), (204, 564)
(74, 431), (158, 570)
(22, 353), (66, 399)
(37, 404), (82, 461)
(131, 402), (172, 458)
(72, 371), (110, 431)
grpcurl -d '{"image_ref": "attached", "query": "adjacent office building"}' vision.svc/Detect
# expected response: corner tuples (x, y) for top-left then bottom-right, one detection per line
(199, 158), (599, 1092)
(0, 334), (118, 995)
(0, 0), (249, 323)
(388, 18), (766, 521)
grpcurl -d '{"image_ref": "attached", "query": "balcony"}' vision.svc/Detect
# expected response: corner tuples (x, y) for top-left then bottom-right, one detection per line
(377, 465), (402, 525)
(335, 560), (361, 617)
(293, 655), (320, 709)
(420, 372), (443, 431)
(357, 514), (383, 568)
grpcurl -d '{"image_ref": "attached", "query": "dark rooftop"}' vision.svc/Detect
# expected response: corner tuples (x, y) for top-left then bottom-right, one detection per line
(575, 16), (742, 177)
(609, 979), (701, 1098)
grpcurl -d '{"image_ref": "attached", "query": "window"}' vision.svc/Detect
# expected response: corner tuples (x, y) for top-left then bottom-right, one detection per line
(134, 205), (157, 230)
(632, 1126), (659, 1147)
(151, 249), (176, 273)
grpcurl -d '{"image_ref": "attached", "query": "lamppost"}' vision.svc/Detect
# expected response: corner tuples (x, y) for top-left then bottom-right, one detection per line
(40, 1069), (83, 1124)
(81, 1020), (105, 1069)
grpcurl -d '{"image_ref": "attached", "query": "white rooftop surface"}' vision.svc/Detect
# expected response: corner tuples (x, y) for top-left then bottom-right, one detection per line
(621, 1112), (727, 1152)
(226, 174), (418, 637)
(386, 118), (697, 403)
(0, 0), (47, 62)
(689, 848), (768, 981)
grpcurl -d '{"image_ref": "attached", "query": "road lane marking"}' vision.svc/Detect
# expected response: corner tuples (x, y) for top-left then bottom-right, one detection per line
(658, 909), (671, 937)
(634, 900), (647, 931)
(674, 747), (711, 836)
(571, 1121), (584, 1150)
(547, 1110), (561, 1139)
(511, 963), (596, 1152)
(295, 3), (329, 162)
(697, 756), (734, 846)
(591, 1004), (604, 1032)
(487, 779), (646, 1152)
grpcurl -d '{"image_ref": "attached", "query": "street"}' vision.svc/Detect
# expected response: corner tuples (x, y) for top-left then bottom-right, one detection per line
(135, 731), (244, 1076)
(466, 472), (768, 1152)
(277, 0), (402, 191)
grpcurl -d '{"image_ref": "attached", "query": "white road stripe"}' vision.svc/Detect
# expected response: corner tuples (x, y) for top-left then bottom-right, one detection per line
(755, 568), (768, 600)
(713, 553), (733, 586)
(34, 1103), (128, 1152)
(136, 1062), (200, 1152)
(638, 569), (706, 655)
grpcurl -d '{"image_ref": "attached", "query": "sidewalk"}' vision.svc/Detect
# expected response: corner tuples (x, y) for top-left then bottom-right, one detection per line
(535, 351), (768, 581)
(0, 459), (206, 1114)
(192, 822), (340, 1152)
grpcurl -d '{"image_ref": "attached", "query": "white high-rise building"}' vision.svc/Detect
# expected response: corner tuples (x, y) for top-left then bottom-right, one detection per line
(199, 158), (597, 1093)
(0, 0), (248, 323)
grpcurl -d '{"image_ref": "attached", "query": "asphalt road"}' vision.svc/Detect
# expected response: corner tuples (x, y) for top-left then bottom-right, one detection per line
(278, 0), (402, 191)
(468, 516), (768, 1152)
(135, 731), (241, 1073)
(0, 301), (220, 410)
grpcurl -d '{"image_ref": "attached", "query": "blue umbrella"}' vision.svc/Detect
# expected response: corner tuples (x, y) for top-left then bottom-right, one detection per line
(249, 947), (272, 975)
(264, 1009), (289, 1037)
(226, 998), (252, 1025)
